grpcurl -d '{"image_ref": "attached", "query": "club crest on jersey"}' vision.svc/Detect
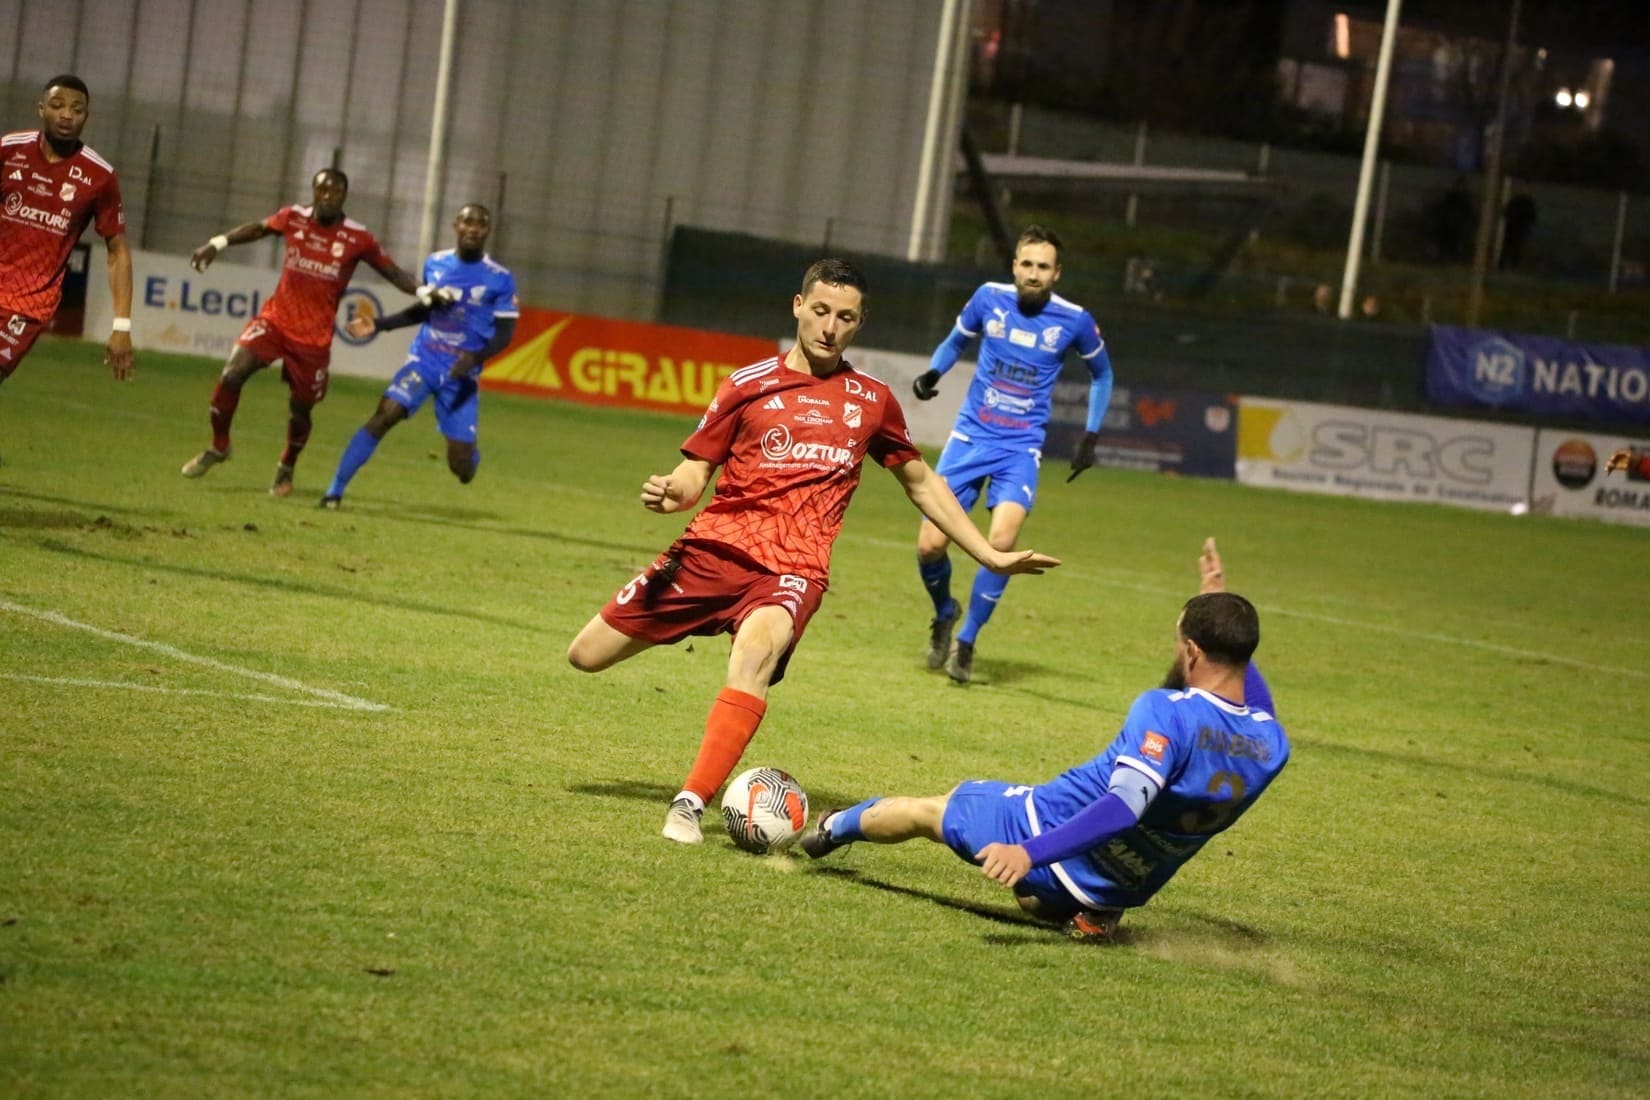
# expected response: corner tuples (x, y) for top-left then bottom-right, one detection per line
(1041, 325), (1063, 350)
(843, 402), (862, 429)
(59, 181), (75, 201)
(331, 241), (345, 258)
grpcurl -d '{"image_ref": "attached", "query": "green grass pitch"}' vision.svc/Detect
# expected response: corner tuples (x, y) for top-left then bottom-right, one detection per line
(2, 338), (1648, 1096)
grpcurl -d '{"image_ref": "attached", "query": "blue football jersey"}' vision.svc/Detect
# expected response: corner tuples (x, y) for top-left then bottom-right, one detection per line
(411, 250), (519, 372)
(1029, 685), (1289, 909)
(951, 282), (1105, 447)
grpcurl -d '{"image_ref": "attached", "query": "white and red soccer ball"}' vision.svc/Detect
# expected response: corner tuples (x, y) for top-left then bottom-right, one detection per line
(721, 767), (808, 854)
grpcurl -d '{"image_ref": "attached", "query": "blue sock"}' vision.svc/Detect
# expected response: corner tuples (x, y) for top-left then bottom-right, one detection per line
(327, 427), (380, 498)
(826, 797), (882, 842)
(957, 569), (1010, 645)
(918, 555), (953, 618)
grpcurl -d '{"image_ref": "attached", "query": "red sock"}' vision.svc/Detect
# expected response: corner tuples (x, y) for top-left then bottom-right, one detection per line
(209, 381), (240, 453)
(681, 687), (767, 804)
(280, 418), (311, 467)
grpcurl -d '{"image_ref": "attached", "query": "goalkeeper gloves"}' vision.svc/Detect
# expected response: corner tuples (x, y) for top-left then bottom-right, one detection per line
(1066, 431), (1101, 482)
(912, 370), (942, 401)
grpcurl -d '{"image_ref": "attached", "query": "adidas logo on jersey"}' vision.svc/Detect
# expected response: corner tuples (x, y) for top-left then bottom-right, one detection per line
(763, 396), (785, 410)
(6, 169), (20, 180)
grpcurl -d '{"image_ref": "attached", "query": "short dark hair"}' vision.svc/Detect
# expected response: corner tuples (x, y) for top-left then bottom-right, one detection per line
(799, 258), (868, 304)
(458, 203), (491, 220)
(1016, 224), (1063, 262)
(313, 167), (349, 190)
(1179, 592), (1259, 667)
(41, 74), (89, 99)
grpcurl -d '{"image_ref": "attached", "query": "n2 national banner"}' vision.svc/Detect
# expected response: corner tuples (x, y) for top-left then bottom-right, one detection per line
(1528, 429), (1650, 527)
(481, 309), (777, 417)
(1046, 378), (1236, 478)
(1237, 397), (1534, 512)
(1425, 324), (1650, 426)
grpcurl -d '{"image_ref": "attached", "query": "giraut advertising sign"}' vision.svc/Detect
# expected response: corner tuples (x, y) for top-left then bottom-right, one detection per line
(1425, 324), (1650, 426)
(480, 309), (778, 416)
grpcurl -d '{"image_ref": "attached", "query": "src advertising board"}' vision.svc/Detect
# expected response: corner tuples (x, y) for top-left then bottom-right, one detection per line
(1047, 377), (1237, 478)
(1237, 397), (1535, 512)
(1528, 429), (1650, 527)
(1425, 324), (1650, 427)
(481, 309), (777, 417)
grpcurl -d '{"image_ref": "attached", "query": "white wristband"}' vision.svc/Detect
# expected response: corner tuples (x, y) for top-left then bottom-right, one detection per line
(111, 317), (131, 333)
(209, 234), (229, 251)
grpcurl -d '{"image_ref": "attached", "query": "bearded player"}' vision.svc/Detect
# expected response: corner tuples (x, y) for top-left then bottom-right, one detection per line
(566, 258), (1062, 844)
(179, 167), (422, 496)
(1, 75), (135, 449)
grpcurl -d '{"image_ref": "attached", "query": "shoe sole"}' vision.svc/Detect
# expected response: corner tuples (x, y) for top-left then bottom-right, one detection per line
(661, 823), (704, 844)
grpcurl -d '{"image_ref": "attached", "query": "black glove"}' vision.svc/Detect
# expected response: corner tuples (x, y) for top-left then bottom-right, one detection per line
(912, 370), (942, 401)
(1066, 431), (1101, 482)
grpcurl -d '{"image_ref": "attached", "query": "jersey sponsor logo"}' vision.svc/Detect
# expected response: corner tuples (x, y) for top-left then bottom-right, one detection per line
(1141, 731), (1168, 763)
(840, 376), (877, 403)
(982, 387), (1034, 415)
(1009, 328), (1036, 348)
(796, 394), (830, 406)
(67, 164), (95, 185)
(2, 192), (71, 231)
(795, 409), (833, 426)
(760, 424), (853, 466)
(1197, 726), (1272, 763)
(761, 425), (794, 460)
(842, 402), (862, 429)
(288, 252), (343, 279)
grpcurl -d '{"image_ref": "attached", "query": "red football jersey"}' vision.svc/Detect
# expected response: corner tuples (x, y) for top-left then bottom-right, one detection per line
(258, 205), (390, 347)
(680, 356), (922, 585)
(0, 130), (125, 321)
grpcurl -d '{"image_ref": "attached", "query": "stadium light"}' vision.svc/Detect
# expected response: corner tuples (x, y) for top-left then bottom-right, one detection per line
(1555, 88), (1573, 107)
(1574, 90), (1590, 109)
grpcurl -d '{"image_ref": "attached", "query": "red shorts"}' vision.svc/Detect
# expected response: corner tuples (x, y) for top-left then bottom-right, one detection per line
(0, 311), (49, 379)
(237, 317), (332, 403)
(599, 538), (826, 685)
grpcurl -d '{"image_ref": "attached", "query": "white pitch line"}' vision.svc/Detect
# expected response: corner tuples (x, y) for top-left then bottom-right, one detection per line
(0, 673), (386, 711)
(0, 597), (390, 712)
(849, 533), (1650, 681)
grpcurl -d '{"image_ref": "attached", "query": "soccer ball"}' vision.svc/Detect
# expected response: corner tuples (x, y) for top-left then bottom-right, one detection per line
(721, 767), (809, 854)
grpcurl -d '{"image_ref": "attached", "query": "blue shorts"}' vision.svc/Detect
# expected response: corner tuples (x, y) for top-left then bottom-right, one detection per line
(940, 780), (1079, 919)
(385, 355), (479, 443)
(935, 437), (1041, 513)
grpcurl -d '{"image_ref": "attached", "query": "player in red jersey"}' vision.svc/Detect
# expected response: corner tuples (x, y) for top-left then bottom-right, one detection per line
(566, 258), (1063, 844)
(0, 75), (134, 410)
(179, 167), (421, 495)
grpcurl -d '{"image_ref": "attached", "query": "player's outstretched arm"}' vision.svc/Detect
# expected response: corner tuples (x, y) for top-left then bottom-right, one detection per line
(190, 221), (273, 272)
(890, 458), (1060, 575)
(641, 458), (714, 514)
(370, 257), (422, 297)
(103, 234), (135, 380)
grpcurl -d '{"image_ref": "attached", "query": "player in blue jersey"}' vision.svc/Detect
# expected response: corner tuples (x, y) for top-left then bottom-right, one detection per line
(910, 225), (1114, 683)
(318, 204), (519, 508)
(801, 538), (1287, 942)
